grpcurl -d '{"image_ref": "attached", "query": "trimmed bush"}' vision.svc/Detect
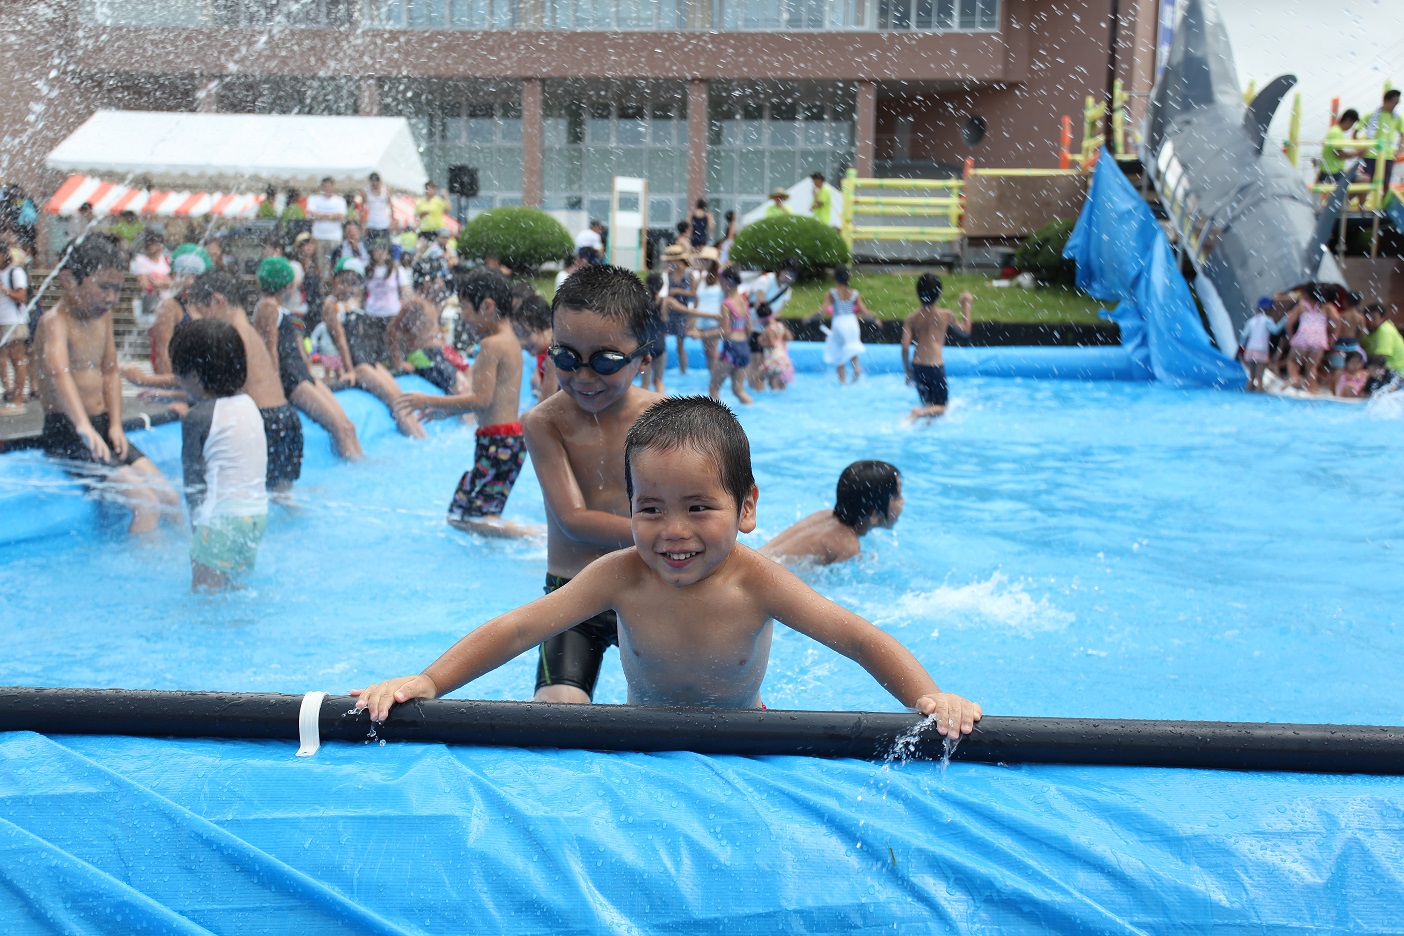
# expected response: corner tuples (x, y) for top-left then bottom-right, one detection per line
(1014, 217), (1078, 287)
(729, 215), (851, 279)
(455, 207), (573, 275)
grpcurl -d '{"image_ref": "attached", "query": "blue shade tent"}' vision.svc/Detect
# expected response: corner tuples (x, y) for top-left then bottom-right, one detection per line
(1064, 152), (1245, 387)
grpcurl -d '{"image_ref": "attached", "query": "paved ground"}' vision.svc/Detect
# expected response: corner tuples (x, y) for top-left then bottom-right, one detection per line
(0, 360), (176, 448)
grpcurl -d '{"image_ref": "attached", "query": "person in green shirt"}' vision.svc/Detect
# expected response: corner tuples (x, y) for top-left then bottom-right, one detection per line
(808, 172), (834, 227)
(280, 189), (305, 222)
(763, 187), (792, 219)
(1320, 110), (1369, 183)
(1358, 90), (1402, 193)
(107, 210), (146, 252)
(256, 185), (279, 220)
(1361, 303), (1404, 373)
(415, 181), (449, 234)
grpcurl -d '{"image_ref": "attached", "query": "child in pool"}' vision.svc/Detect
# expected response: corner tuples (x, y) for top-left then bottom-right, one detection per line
(1334, 351), (1370, 399)
(171, 318), (268, 591)
(757, 306), (795, 391)
(640, 272), (667, 395)
(511, 293), (556, 401)
(353, 397), (979, 735)
(761, 461), (903, 566)
(901, 273), (972, 417)
(707, 267), (754, 405)
(520, 264), (663, 704)
(396, 270), (529, 537)
(1237, 295), (1287, 393)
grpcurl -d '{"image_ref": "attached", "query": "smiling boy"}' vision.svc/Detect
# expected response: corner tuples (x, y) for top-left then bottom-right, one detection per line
(520, 264), (663, 703)
(354, 396), (981, 735)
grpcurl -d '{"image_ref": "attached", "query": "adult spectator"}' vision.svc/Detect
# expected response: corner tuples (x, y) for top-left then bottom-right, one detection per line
(75, 202), (98, 234)
(764, 187), (793, 218)
(434, 228), (459, 270)
(107, 209), (145, 253)
(130, 231), (171, 323)
(1, 186), (38, 254)
(256, 185), (280, 220)
(330, 221), (370, 270)
(1359, 89), (1402, 194)
(1361, 303), (1404, 374)
(575, 218), (605, 254)
(689, 199), (713, 250)
(415, 180), (448, 236)
(0, 243), (28, 413)
(289, 231), (323, 330)
(554, 252), (582, 293)
(205, 234), (239, 274)
(809, 171), (835, 227)
(281, 188), (305, 222)
(1320, 110), (1369, 184)
(306, 176), (348, 265)
(363, 172), (393, 242)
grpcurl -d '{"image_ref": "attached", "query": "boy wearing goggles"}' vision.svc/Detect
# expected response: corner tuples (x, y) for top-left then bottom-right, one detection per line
(520, 264), (663, 704)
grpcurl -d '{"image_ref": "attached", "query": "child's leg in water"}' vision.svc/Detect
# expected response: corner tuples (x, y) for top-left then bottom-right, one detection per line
(355, 363), (426, 437)
(291, 380), (365, 459)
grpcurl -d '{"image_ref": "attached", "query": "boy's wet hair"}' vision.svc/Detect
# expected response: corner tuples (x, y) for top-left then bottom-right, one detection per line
(833, 265), (851, 286)
(169, 318), (246, 396)
(917, 273), (943, 305)
(833, 460), (901, 529)
(1340, 108), (1359, 123)
(60, 235), (126, 284)
(512, 294), (552, 334)
(455, 267), (513, 315)
(625, 396), (755, 512)
(189, 271), (253, 311)
(553, 263), (655, 347)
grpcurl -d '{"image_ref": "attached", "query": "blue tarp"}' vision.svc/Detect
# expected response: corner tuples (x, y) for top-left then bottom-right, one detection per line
(1064, 151), (1244, 387)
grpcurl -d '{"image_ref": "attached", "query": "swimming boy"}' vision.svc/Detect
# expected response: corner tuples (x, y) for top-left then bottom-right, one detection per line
(35, 236), (178, 534)
(761, 461), (904, 566)
(522, 264), (663, 703)
(188, 272), (304, 496)
(252, 256), (365, 461)
(354, 397), (979, 736)
(395, 270), (527, 536)
(171, 318), (268, 591)
(511, 293), (556, 401)
(901, 274), (972, 418)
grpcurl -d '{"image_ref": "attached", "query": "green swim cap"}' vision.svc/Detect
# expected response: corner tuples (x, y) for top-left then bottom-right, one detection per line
(258, 256), (296, 292)
(170, 243), (212, 275)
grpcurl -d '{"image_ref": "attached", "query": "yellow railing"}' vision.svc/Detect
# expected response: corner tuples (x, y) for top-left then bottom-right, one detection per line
(1068, 79), (1136, 167)
(841, 168), (964, 252)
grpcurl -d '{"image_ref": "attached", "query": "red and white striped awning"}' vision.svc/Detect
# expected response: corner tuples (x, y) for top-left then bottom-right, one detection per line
(46, 174), (458, 232)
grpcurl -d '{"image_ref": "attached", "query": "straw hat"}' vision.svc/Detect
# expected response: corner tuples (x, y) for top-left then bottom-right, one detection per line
(768, 187), (791, 201)
(662, 244), (689, 261)
(694, 245), (721, 262)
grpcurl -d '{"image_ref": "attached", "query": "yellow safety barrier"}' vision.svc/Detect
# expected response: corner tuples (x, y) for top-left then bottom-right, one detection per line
(841, 169), (963, 254)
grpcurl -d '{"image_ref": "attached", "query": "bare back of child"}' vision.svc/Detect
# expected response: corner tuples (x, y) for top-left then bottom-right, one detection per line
(901, 273), (972, 419)
(388, 265), (466, 395)
(523, 265), (663, 703)
(762, 461), (903, 566)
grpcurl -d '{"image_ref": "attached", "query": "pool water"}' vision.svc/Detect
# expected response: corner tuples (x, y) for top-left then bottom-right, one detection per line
(2, 364), (1400, 726)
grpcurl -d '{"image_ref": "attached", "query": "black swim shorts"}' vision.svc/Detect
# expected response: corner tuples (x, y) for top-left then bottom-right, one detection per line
(912, 363), (948, 407)
(535, 572), (619, 699)
(278, 316), (315, 399)
(259, 404), (304, 489)
(42, 411), (146, 473)
(412, 346), (460, 394)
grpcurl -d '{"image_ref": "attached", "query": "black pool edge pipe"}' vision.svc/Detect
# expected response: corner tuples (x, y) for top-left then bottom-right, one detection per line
(4, 687), (1404, 774)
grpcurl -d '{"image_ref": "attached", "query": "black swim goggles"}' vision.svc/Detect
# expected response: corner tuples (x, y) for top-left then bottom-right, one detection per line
(548, 343), (650, 375)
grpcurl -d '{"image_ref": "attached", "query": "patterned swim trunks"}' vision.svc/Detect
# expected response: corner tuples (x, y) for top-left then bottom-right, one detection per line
(448, 422), (527, 519)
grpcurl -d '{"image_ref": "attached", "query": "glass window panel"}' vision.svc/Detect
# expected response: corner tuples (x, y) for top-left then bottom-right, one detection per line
(738, 148), (767, 193)
(958, 0), (976, 28)
(617, 115), (647, 146)
(914, 0), (934, 28)
(769, 120), (796, 147)
(800, 149), (830, 176)
(445, 116), (468, 144)
(977, 0), (997, 29)
(649, 151), (679, 192)
(651, 120), (674, 145)
(493, 0), (515, 27)
(614, 148), (646, 178)
(831, 121), (854, 146)
(741, 119), (764, 146)
(936, 0), (955, 27)
(499, 117), (522, 144)
(588, 118), (612, 145)
(584, 151), (615, 190)
(497, 147), (523, 189)
(498, 196), (522, 207)
(469, 117), (496, 143)
(649, 197), (676, 226)
(707, 150), (736, 195)
(767, 151), (798, 190)
(588, 198), (611, 224)
(544, 116), (569, 146)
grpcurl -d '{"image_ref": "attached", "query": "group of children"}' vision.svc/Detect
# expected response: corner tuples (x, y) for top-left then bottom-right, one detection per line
(36, 235), (979, 728)
(1238, 283), (1404, 398)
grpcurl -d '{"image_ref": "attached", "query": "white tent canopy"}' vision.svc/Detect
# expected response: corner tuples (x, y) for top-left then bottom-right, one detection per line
(46, 110), (429, 192)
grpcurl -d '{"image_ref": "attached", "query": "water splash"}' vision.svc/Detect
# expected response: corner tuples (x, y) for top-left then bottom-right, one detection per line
(886, 572), (1075, 635)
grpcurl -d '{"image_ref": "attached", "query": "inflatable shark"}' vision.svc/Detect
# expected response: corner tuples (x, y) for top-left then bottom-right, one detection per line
(1142, 0), (1349, 353)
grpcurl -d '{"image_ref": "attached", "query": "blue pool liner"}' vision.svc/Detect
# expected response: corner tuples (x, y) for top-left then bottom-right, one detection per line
(5, 369), (1403, 933)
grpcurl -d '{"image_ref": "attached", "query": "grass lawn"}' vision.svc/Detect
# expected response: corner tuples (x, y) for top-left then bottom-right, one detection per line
(533, 271), (1108, 324)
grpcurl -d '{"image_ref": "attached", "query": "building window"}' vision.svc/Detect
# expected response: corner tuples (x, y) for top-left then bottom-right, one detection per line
(712, 0), (858, 30)
(381, 81), (523, 214)
(876, 0), (997, 30)
(372, 0), (518, 28)
(543, 86), (689, 228)
(546, 0), (686, 30)
(706, 85), (854, 221)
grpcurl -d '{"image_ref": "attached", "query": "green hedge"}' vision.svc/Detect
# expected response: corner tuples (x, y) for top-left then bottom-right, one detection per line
(1013, 217), (1078, 287)
(455, 207), (573, 274)
(729, 215), (851, 279)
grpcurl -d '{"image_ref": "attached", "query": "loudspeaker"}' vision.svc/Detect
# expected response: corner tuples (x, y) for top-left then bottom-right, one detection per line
(448, 165), (479, 197)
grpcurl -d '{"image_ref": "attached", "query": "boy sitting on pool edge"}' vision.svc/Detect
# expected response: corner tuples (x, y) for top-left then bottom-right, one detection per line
(354, 396), (981, 736)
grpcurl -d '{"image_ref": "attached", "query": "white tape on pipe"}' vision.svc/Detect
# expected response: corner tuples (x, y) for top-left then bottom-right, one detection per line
(296, 691), (328, 757)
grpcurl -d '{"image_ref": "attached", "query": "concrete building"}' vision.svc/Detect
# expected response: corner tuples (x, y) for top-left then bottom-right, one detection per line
(1, 0), (1159, 226)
